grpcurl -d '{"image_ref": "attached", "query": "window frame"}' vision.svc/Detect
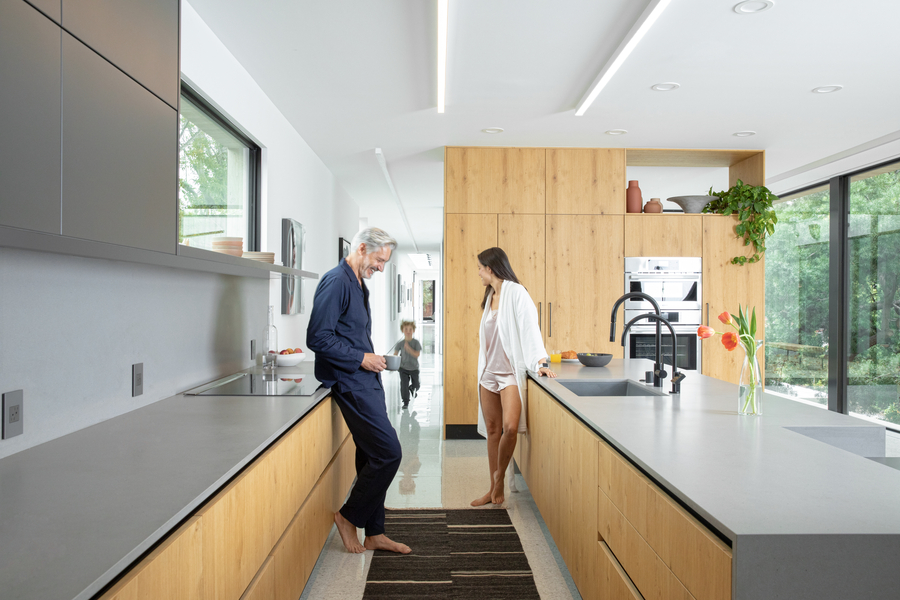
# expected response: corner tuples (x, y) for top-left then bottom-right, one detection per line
(178, 81), (261, 251)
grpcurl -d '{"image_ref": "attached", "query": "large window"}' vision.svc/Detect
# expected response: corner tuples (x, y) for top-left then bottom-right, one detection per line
(178, 84), (260, 251)
(765, 185), (830, 407)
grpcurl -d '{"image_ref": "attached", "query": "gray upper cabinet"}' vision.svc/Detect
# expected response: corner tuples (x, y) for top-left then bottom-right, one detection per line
(0, 0), (62, 234)
(62, 0), (179, 108)
(62, 33), (177, 254)
(25, 0), (61, 23)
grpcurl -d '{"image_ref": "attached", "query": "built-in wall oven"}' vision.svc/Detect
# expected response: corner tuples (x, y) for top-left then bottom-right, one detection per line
(623, 257), (702, 372)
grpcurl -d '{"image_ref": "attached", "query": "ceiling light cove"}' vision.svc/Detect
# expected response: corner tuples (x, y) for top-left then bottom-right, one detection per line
(437, 0), (448, 113)
(733, 1), (775, 14)
(575, 0), (672, 116)
(481, 127), (504, 134)
(651, 82), (680, 92)
(606, 129), (628, 135)
(733, 131), (757, 137)
(812, 85), (843, 94)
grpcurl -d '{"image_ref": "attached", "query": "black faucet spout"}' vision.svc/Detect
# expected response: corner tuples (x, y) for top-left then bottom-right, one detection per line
(620, 312), (684, 391)
(609, 292), (661, 342)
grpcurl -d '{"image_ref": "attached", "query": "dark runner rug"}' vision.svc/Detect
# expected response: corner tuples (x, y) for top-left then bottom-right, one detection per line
(362, 509), (540, 599)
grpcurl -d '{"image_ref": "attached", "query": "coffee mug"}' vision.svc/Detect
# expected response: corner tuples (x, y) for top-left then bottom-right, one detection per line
(384, 354), (401, 371)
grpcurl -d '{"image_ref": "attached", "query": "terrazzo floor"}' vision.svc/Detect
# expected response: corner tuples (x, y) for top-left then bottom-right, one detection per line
(299, 353), (581, 600)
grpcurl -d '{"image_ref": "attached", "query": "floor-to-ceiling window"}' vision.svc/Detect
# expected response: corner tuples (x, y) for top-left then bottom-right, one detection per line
(765, 185), (830, 407)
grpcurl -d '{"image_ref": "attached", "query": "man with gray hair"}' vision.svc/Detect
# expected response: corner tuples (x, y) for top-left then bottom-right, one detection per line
(307, 227), (410, 555)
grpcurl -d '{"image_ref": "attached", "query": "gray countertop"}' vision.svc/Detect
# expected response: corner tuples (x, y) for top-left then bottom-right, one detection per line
(532, 359), (900, 541)
(0, 361), (329, 600)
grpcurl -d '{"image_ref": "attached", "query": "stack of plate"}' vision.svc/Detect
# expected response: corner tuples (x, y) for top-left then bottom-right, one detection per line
(243, 252), (275, 264)
(211, 237), (243, 257)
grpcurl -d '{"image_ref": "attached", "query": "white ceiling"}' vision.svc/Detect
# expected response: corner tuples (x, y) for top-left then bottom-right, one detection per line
(187, 0), (900, 253)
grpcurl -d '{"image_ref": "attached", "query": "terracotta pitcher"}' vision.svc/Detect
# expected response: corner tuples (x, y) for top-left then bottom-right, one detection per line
(626, 180), (643, 213)
(643, 198), (663, 213)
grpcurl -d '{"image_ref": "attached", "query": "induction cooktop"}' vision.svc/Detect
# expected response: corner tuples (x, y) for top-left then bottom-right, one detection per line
(184, 373), (320, 397)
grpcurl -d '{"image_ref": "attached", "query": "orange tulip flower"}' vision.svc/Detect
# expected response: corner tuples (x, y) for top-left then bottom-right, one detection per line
(721, 331), (739, 351)
(697, 325), (715, 339)
(718, 312), (733, 325)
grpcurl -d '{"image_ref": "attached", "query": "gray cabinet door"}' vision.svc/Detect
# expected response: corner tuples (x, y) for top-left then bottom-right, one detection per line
(62, 34), (177, 254)
(62, 0), (179, 108)
(0, 0), (61, 234)
(25, 0), (61, 23)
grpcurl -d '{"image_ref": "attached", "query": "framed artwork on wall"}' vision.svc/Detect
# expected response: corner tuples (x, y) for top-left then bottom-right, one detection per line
(390, 263), (397, 321)
(338, 237), (351, 263)
(397, 274), (402, 313)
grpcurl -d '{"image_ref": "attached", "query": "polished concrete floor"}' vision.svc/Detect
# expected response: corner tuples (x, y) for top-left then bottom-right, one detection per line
(300, 353), (581, 599)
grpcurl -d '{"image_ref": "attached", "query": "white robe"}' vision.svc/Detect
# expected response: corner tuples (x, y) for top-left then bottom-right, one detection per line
(476, 281), (549, 437)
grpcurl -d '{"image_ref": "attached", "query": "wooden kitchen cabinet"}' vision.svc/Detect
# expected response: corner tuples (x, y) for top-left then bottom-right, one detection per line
(239, 556), (275, 600)
(624, 214), (703, 257)
(546, 215), (624, 355)
(498, 214), (546, 330)
(702, 214), (765, 382)
(445, 147), (545, 214)
(546, 148), (626, 214)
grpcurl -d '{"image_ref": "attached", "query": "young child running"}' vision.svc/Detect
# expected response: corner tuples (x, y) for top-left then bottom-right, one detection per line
(391, 320), (422, 409)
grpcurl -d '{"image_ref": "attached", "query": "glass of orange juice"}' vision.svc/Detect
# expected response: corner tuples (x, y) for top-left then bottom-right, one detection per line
(550, 349), (562, 363)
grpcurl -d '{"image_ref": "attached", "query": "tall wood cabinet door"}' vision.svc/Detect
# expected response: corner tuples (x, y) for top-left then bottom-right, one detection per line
(499, 214), (546, 335)
(444, 214), (498, 428)
(546, 215), (624, 355)
(624, 215), (702, 257)
(702, 215), (765, 382)
(546, 148), (626, 215)
(445, 147), (545, 214)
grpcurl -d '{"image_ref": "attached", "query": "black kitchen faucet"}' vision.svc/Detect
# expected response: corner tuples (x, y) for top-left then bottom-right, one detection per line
(609, 292), (663, 386)
(620, 313), (686, 394)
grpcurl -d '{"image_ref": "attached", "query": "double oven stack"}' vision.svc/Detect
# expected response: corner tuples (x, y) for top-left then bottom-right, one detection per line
(623, 257), (702, 372)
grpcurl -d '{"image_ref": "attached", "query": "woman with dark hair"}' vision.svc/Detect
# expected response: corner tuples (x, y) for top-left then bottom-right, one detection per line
(471, 247), (556, 506)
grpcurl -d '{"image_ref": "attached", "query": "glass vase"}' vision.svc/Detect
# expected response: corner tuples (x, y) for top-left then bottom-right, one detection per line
(738, 340), (764, 415)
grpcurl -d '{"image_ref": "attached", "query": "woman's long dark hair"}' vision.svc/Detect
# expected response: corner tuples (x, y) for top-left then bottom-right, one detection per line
(478, 247), (521, 309)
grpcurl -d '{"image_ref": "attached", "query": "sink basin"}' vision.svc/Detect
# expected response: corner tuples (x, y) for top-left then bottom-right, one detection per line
(556, 379), (668, 397)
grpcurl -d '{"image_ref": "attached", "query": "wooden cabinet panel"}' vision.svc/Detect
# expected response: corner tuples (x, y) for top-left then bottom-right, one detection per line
(62, 0), (179, 107)
(624, 215), (703, 257)
(546, 215), (624, 355)
(444, 214), (497, 427)
(547, 148), (626, 215)
(99, 517), (202, 600)
(702, 215), (765, 383)
(598, 491), (694, 600)
(240, 556), (275, 600)
(499, 214), (546, 333)
(445, 147), (545, 214)
(61, 33), (177, 254)
(598, 541), (644, 600)
(0, 0), (61, 234)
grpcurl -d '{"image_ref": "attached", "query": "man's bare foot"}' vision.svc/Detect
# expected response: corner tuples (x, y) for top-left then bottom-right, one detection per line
(364, 534), (412, 554)
(491, 470), (505, 504)
(470, 491), (493, 507)
(334, 511), (364, 553)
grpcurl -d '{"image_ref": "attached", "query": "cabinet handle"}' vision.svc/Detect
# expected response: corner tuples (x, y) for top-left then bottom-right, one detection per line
(538, 302), (542, 330)
(548, 302), (552, 337)
(706, 302), (709, 326)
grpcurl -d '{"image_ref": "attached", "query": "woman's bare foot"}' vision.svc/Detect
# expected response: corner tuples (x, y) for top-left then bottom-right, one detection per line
(491, 470), (505, 504)
(334, 511), (364, 553)
(364, 534), (412, 554)
(470, 491), (493, 507)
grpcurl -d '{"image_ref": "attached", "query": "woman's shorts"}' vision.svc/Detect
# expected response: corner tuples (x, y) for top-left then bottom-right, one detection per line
(479, 371), (518, 394)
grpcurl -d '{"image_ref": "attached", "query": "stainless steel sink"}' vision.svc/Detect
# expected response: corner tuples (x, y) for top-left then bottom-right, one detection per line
(556, 379), (668, 397)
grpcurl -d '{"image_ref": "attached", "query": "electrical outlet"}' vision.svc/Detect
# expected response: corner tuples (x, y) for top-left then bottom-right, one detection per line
(132, 363), (143, 397)
(250, 339), (256, 361)
(2, 390), (24, 439)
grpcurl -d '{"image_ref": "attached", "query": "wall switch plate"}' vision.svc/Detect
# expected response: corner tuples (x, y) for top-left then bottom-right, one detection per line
(250, 339), (256, 361)
(132, 363), (143, 397)
(2, 390), (24, 439)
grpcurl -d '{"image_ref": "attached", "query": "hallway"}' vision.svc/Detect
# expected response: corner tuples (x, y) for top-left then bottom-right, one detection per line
(300, 353), (581, 599)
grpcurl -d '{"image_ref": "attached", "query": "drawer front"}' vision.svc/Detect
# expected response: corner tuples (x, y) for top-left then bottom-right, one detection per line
(599, 489), (694, 600)
(598, 439), (732, 600)
(598, 540), (644, 600)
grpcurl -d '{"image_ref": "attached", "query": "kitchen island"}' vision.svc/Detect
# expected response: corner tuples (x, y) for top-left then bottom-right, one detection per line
(0, 361), (353, 600)
(519, 358), (900, 600)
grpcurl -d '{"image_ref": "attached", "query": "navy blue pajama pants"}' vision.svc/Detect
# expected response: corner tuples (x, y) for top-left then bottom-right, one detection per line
(331, 385), (402, 537)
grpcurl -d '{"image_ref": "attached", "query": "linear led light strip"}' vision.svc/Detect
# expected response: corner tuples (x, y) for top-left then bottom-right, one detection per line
(437, 0), (448, 113)
(575, 0), (672, 116)
(375, 148), (419, 252)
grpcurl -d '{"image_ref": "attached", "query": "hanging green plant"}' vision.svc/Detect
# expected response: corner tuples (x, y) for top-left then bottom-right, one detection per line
(703, 179), (779, 265)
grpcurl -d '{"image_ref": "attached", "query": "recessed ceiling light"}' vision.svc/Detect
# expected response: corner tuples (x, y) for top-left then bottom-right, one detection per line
(733, 131), (756, 137)
(651, 82), (680, 91)
(481, 127), (504, 134)
(812, 85), (843, 94)
(733, 1), (775, 14)
(606, 129), (628, 135)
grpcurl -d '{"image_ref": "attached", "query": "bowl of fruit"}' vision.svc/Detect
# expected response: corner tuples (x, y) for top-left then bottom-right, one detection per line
(576, 352), (612, 367)
(275, 348), (306, 366)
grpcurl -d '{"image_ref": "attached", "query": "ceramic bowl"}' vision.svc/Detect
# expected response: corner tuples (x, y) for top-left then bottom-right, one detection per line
(577, 353), (613, 367)
(275, 353), (306, 366)
(667, 195), (718, 214)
